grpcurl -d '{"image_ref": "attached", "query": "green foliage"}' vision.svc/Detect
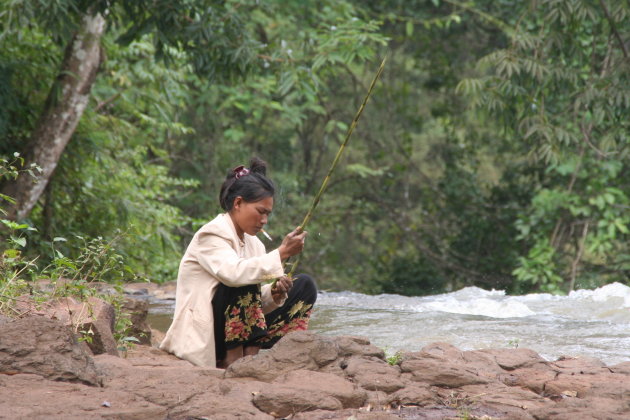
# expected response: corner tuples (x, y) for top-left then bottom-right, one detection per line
(513, 238), (565, 294)
(386, 350), (403, 366)
(457, 0), (630, 292)
(2, 0), (628, 298)
(507, 338), (520, 348)
(375, 253), (446, 296)
(0, 160), (139, 347)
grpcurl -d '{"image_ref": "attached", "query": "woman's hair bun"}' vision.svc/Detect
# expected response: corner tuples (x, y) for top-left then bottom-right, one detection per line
(219, 156), (274, 211)
(249, 157), (268, 176)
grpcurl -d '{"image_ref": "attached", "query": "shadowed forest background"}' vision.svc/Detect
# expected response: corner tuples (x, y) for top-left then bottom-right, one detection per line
(1, 0), (628, 297)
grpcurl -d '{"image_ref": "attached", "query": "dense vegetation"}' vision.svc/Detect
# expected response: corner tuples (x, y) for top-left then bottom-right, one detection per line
(1, 0), (628, 296)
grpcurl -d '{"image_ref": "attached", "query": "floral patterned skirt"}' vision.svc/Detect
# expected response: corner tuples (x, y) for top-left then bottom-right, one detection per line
(212, 274), (317, 363)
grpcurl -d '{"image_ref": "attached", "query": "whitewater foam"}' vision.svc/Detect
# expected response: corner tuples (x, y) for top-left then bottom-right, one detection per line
(569, 282), (630, 308)
(425, 297), (536, 318)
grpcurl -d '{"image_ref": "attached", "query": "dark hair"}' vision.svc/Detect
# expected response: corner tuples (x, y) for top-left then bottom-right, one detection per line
(219, 157), (275, 211)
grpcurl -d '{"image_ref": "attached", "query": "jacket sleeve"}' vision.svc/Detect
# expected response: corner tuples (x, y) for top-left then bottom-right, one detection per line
(194, 231), (285, 287)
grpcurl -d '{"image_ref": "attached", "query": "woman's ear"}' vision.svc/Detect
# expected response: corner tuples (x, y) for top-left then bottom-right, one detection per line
(232, 196), (243, 210)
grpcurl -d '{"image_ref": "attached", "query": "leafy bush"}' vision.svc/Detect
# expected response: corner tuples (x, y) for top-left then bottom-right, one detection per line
(0, 157), (140, 347)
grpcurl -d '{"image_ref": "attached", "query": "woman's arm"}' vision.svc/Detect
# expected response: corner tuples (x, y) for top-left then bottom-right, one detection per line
(194, 226), (306, 287)
(195, 232), (284, 287)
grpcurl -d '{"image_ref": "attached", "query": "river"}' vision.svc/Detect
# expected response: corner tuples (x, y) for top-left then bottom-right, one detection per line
(148, 282), (630, 366)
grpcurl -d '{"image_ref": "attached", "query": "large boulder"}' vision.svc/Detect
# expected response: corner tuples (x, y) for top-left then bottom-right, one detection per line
(224, 331), (338, 382)
(121, 297), (152, 345)
(225, 331), (385, 382)
(252, 369), (367, 418)
(0, 317), (100, 385)
(344, 356), (405, 393)
(399, 343), (490, 388)
(12, 295), (118, 356)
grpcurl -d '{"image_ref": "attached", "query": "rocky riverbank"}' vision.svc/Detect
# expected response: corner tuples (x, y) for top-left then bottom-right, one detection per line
(1, 286), (629, 419)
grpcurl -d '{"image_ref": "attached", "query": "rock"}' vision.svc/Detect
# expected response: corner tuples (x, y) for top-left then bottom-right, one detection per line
(543, 374), (593, 398)
(150, 328), (166, 348)
(400, 351), (489, 388)
(0, 314), (11, 325)
(420, 342), (463, 359)
(467, 347), (547, 371)
(336, 335), (385, 359)
(152, 281), (176, 300)
(388, 384), (436, 407)
(551, 355), (607, 375)
(0, 373), (167, 420)
(611, 361), (630, 375)
(0, 317), (100, 385)
(122, 298), (151, 345)
(529, 396), (628, 420)
(225, 331), (338, 382)
(289, 409), (366, 420)
(344, 357), (405, 393)
(122, 282), (158, 296)
(363, 389), (390, 408)
(253, 369), (367, 418)
(78, 297), (118, 356)
(2, 327), (630, 420)
(458, 382), (549, 419)
(11, 295), (118, 356)
(498, 366), (558, 394)
(225, 331), (390, 383)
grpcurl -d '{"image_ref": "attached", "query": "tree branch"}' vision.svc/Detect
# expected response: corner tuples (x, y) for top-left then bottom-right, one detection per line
(599, 0), (629, 59)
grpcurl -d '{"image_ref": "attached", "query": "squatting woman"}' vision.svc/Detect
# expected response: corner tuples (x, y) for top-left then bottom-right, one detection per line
(160, 157), (317, 368)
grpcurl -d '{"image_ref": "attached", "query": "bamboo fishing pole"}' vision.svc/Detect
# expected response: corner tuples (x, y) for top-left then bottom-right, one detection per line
(274, 56), (387, 287)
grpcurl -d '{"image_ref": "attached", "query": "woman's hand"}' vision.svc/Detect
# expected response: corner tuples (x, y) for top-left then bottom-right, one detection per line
(271, 275), (293, 304)
(278, 227), (307, 260)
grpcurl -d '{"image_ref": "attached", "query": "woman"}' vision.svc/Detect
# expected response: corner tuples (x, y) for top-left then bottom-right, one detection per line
(160, 157), (317, 368)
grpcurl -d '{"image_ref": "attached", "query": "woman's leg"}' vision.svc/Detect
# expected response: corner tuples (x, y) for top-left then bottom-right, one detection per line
(218, 346), (243, 369)
(218, 345), (259, 369)
(244, 345), (261, 356)
(256, 273), (318, 349)
(212, 283), (267, 368)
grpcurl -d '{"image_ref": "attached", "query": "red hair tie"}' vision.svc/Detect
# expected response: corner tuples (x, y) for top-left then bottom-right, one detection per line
(233, 165), (250, 179)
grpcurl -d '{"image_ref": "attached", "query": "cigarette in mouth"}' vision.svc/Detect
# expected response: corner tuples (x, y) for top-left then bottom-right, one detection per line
(261, 229), (272, 241)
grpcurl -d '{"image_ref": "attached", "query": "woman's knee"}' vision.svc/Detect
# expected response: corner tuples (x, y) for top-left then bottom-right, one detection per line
(293, 273), (318, 304)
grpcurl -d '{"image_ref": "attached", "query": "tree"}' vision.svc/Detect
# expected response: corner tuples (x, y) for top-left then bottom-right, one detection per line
(1, 0), (387, 283)
(457, 0), (630, 292)
(2, 11), (105, 220)
(0, 0), (261, 221)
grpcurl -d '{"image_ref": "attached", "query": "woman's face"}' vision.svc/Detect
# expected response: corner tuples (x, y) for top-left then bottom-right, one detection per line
(230, 196), (273, 238)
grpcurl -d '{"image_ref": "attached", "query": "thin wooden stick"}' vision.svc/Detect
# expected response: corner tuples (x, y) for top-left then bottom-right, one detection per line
(276, 56), (387, 285)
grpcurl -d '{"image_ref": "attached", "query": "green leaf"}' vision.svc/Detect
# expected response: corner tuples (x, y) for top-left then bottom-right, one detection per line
(0, 193), (16, 204)
(12, 236), (26, 248)
(405, 21), (414, 37)
(3, 249), (20, 259)
(346, 163), (386, 178)
(614, 220), (628, 234)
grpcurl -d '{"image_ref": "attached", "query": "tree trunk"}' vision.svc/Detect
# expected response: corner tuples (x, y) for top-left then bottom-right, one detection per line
(1, 12), (105, 221)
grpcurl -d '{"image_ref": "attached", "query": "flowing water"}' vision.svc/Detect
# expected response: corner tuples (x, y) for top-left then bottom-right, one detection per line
(148, 282), (630, 366)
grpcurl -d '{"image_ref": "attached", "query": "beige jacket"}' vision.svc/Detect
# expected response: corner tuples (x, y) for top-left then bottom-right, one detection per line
(159, 213), (285, 367)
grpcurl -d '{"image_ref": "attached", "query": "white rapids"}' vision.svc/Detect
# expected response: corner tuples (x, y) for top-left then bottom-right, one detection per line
(148, 282), (630, 365)
(309, 283), (630, 365)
